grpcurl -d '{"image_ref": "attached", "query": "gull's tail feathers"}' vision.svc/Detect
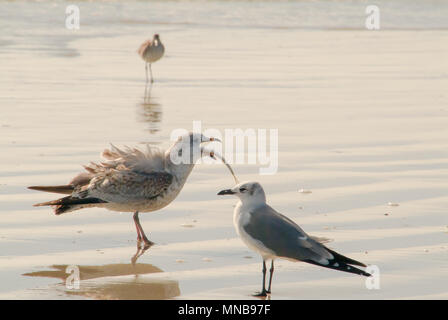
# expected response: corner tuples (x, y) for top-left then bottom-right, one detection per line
(33, 196), (107, 215)
(305, 259), (371, 277)
(28, 185), (74, 195)
(305, 248), (370, 277)
(326, 248), (366, 267)
(28, 172), (93, 196)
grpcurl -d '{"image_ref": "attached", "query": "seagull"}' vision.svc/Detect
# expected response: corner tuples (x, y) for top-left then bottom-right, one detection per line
(29, 133), (220, 252)
(137, 34), (165, 83)
(217, 181), (371, 297)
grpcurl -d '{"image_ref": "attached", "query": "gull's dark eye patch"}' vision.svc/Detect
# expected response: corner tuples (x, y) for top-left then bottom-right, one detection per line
(240, 187), (247, 192)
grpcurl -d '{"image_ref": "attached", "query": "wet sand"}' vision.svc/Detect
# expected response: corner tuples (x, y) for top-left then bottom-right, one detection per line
(0, 1), (448, 299)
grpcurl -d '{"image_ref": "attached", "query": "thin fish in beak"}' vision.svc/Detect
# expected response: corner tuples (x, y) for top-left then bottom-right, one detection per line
(209, 137), (221, 143)
(210, 152), (239, 184)
(202, 136), (222, 143)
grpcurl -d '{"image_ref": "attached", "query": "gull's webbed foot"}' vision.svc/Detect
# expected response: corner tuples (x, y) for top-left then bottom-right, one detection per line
(253, 290), (268, 298)
(131, 240), (154, 265)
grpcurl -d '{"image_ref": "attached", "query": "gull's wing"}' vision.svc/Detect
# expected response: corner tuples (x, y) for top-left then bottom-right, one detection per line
(243, 205), (370, 276)
(85, 169), (173, 203)
(31, 169), (173, 215)
(309, 235), (333, 244)
(243, 205), (333, 263)
(80, 144), (172, 202)
(29, 144), (173, 214)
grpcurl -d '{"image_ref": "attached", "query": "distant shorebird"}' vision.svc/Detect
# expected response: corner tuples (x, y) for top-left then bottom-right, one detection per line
(218, 181), (371, 297)
(138, 34), (165, 83)
(29, 133), (220, 251)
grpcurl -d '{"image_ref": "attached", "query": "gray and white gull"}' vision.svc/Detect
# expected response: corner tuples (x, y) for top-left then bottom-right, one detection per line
(29, 132), (221, 251)
(218, 181), (371, 297)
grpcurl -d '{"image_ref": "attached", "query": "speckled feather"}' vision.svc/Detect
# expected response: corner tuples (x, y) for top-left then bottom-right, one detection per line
(76, 145), (173, 204)
(32, 144), (179, 214)
(29, 133), (215, 215)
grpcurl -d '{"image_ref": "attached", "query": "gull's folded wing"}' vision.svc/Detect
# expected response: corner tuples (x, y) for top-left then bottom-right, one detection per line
(243, 205), (370, 276)
(87, 170), (173, 203)
(243, 205), (333, 263)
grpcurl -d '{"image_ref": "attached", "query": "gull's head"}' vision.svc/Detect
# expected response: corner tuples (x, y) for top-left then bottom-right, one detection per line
(217, 181), (266, 205)
(175, 132), (221, 147)
(169, 132), (221, 165)
(154, 34), (160, 40)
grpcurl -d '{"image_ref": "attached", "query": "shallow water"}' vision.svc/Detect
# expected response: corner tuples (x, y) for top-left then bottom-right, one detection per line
(0, 0), (447, 299)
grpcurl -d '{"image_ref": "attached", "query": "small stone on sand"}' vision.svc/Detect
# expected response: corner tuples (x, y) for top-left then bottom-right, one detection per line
(180, 224), (194, 228)
(388, 202), (399, 207)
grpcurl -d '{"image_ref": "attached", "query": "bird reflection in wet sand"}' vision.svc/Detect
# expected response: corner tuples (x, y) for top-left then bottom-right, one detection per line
(23, 263), (180, 300)
(139, 83), (162, 134)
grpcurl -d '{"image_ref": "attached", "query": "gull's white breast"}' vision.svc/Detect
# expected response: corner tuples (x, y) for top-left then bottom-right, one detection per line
(233, 202), (276, 260)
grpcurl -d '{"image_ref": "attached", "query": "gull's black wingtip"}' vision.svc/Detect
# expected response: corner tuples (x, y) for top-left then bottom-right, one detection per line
(305, 259), (371, 277)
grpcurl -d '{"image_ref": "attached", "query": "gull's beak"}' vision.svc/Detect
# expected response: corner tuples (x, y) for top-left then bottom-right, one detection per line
(202, 136), (221, 143)
(201, 147), (216, 159)
(217, 189), (236, 195)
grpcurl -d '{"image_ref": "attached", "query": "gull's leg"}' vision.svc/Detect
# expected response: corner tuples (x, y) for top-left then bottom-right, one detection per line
(253, 260), (267, 297)
(131, 211), (143, 265)
(149, 63), (154, 83)
(266, 260), (274, 294)
(145, 63), (149, 83)
(133, 211), (154, 249)
(133, 211), (143, 243)
(131, 211), (154, 265)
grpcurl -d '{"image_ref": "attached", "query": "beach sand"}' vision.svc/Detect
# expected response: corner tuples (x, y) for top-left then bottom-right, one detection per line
(0, 1), (447, 299)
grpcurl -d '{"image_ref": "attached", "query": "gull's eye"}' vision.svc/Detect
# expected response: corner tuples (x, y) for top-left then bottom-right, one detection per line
(239, 187), (247, 193)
